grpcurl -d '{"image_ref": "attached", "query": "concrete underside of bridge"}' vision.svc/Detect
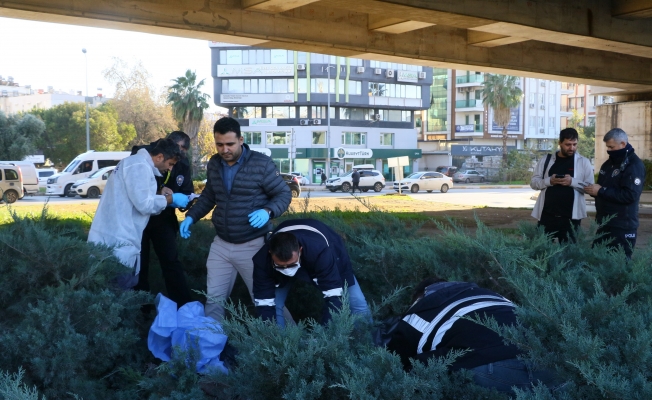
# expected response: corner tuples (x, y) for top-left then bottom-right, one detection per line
(2, 0), (652, 156)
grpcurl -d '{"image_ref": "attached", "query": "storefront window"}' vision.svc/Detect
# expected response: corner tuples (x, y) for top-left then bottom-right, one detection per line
(267, 131), (290, 145)
(242, 131), (262, 145)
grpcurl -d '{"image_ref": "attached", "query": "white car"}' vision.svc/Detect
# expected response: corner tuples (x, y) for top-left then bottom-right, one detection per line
(68, 166), (115, 198)
(326, 169), (386, 192)
(37, 168), (58, 188)
(290, 172), (310, 185)
(393, 171), (453, 193)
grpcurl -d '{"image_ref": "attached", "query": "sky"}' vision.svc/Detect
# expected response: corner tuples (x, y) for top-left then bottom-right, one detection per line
(0, 16), (225, 112)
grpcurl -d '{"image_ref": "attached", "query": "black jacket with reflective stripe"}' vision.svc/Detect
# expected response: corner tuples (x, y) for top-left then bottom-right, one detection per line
(387, 282), (521, 371)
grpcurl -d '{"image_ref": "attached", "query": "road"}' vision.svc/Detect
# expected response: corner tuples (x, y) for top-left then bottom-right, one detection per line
(9, 186), (539, 209)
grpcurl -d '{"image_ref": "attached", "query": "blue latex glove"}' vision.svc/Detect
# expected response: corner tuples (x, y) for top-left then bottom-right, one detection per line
(248, 209), (270, 228)
(180, 217), (194, 239)
(169, 193), (189, 208)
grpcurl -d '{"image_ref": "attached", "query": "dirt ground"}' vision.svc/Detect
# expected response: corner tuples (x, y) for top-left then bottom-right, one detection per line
(291, 194), (652, 250)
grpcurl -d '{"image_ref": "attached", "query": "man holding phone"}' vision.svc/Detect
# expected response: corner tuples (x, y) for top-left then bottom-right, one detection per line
(530, 128), (594, 242)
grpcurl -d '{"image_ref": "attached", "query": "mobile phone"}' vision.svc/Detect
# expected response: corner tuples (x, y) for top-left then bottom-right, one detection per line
(555, 174), (565, 178)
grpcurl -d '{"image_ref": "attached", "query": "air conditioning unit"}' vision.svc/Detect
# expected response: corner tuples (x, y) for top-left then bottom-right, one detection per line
(374, 68), (382, 75)
(297, 64), (306, 71)
(418, 71), (426, 79)
(374, 114), (381, 121)
(540, 105), (545, 110)
(313, 119), (322, 125)
(356, 66), (365, 73)
(386, 69), (395, 78)
(299, 119), (310, 126)
(529, 103), (535, 108)
(539, 128), (545, 133)
(457, 87), (470, 93)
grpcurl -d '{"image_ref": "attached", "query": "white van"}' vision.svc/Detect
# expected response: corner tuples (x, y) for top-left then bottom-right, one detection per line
(0, 161), (39, 196)
(46, 151), (130, 197)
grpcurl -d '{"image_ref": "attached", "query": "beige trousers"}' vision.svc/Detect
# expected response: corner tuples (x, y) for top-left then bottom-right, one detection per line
(205, 235), (292, 323)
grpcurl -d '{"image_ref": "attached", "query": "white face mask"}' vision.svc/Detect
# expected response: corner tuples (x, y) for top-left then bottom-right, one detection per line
(276, 264), (300, 276)
(274, 253), (301, 277)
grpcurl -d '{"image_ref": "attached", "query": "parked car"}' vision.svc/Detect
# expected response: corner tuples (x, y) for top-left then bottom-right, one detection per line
(453, 170), (486, 183)
(281, 173), (301, 198)
(290, 171), (310, 185)
(0, 164), (25, 204)
(68, 166), (116, 198)
(393, 171), (453, 193)
(325, 169), (385, 193)
(435, 166), (458, 177)
(37, 168), (58, 188)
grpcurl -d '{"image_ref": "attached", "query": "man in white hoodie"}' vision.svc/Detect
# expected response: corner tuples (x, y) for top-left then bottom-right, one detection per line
(530, 128), (594, 243)
(88, 138), (188, 288)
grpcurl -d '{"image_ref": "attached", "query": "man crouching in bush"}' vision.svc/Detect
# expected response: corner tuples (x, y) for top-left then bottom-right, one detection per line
(386, 277), (563, 394)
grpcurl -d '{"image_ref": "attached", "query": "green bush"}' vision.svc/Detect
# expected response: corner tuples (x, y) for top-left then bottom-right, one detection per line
(2, 204), (652, 399)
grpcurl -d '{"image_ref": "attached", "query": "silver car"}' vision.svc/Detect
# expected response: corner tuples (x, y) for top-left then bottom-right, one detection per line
(453, 170), (485, 183)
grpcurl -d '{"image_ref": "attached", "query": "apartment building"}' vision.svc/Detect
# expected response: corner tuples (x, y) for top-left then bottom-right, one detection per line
(210, 43), (432, 182)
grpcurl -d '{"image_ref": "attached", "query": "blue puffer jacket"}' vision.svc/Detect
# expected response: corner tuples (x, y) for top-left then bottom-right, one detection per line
(186, 144), (291, 244)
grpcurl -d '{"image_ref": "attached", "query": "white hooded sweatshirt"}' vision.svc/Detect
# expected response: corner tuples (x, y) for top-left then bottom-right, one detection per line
(88, 148), (168, 273)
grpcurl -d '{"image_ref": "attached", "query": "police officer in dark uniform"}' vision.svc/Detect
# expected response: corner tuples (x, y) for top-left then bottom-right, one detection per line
(132, 131), (195, 306)
(584, 128), (645, 258)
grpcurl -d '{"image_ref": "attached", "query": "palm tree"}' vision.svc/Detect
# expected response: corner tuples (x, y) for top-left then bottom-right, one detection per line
(481, 74), (523, 163)
(167, 70), (211, 171)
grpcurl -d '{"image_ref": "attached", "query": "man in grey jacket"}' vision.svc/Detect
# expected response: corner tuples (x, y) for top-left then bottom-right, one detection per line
(88, 139), (187, 288)
(179, 117), (292, 320)
(530, 128), (594, 242)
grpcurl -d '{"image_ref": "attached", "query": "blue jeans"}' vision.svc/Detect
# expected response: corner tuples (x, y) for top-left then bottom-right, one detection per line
(274, 276), (370, 327)
(470, 358), (563, 393)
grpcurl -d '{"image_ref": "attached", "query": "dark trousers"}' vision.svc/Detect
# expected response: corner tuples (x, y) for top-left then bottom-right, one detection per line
(594, 226), (637, 259)
(352, 181), (360, 193)
(538, 213), (581, 243)
(134, 213), (192, 307)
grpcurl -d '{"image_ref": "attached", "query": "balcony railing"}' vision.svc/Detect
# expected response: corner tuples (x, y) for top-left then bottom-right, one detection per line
(456, 75), (484, 85)
(455, 99), (482, 108)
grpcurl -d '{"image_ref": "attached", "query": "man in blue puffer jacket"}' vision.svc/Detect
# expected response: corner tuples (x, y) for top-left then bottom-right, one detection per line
(180, 117), (292, 320)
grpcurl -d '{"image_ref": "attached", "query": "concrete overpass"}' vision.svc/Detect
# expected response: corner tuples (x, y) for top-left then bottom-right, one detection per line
(2, 0), (652, 165)
(2, 0), (652, 97)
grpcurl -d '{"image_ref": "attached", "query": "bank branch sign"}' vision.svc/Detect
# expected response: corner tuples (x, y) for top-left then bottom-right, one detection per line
(334, 147), (373, 159)
(397, 70), (418, 83)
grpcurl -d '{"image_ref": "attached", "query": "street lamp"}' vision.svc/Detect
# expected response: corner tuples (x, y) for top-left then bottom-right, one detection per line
(82, 48), (90, 152)
(326, 64), (335, 178)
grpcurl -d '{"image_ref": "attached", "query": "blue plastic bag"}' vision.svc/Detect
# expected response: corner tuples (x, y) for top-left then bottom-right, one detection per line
(148, 293), (229, 374)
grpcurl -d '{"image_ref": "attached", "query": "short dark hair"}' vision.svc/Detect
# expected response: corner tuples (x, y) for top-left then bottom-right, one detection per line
(214, 117), (241, 137)
(148, 138), (181, 161)
(167, 131), (190, 150)
(411, 276), (448, 304)
(559, 128), (579, 143)
(268, 232), (300, 261)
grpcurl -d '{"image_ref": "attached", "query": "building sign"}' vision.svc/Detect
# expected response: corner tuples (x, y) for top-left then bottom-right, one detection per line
(451, 145), (516, 156)
(221, 93), (294, 104)
(23, 155), (44, 163)
(397, 70), (418, 83)
(455, 124), (475, 133)
(334, 147), (373, 159)
(217, 64), (294, 77)
(249, 118), (277, 127)
(490, 107), (520, 132)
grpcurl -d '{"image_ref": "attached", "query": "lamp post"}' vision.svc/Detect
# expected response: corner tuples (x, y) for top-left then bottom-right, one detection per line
(82, 48), (90, 152)
(326, 64), (335, 178)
